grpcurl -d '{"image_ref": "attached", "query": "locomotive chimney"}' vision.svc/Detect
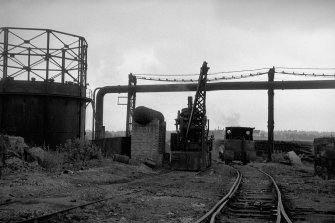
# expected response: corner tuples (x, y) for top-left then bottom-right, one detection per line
(188, 96), (193, 110)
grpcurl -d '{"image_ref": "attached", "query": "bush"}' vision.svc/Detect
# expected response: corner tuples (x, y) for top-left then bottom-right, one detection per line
(57, 139), (102, 164)
(40, 150), (64, 172)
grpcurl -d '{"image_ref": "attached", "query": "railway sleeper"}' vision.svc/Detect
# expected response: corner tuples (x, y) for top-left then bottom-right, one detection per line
(237, 186), (274, 191)
(229, 202), (276, 210)
(218, 216), (275, 223)
(225, 207), (277, 215)
(241, 188), (273, 192)
(220, 210), (276, 219)
(232, 197), (275, 203)
(236, 194), (275, 199)
(240, 183), (271, 186)
(239, 185), (273, 189)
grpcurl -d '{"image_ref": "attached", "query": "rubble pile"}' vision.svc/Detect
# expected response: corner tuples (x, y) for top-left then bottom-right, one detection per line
(5, 157), (40, 173)
(0, 135), (49, 176)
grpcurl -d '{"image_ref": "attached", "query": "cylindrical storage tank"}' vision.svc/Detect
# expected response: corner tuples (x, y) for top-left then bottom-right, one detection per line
(0, 27), (90, 147)
(0, 80), (90, 147)
(133, 106), (164, 125)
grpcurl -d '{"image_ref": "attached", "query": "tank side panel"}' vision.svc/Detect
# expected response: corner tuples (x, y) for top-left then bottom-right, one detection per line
(1, 95), (44, 145)
(80, 101), (86, 140)
(0, 81), (87, 147)
(47, 97), (81, 146)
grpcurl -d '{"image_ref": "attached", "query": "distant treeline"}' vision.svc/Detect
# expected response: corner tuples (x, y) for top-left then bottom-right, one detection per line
(85, 129), (335, 142)
(210, 129), (335, 142)
(265, 130), (335, 141)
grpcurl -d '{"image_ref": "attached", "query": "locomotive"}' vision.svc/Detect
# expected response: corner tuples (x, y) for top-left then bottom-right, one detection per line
(219, 127), (256, 164)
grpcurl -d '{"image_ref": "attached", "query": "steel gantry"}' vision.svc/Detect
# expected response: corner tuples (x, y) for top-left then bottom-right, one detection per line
(94, 65), (335, 159)
(125, 73), (137, 137)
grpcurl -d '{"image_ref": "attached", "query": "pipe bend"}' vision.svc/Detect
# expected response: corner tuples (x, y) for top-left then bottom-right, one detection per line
(94, 85), (131, 139)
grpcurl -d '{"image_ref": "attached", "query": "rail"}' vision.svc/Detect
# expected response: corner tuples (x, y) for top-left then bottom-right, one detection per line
(194, 161), (242, 223)
(257, 168), (293, 223)
(195, 162), (293, 223)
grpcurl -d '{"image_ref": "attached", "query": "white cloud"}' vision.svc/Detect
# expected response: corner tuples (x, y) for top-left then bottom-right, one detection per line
(117, 48), (161, 75)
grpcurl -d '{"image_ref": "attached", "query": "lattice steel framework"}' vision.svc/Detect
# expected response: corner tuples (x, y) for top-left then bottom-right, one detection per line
(126, 73), (137, 137)
(0, 27), (88, 86)
(185, 61), (209, 146)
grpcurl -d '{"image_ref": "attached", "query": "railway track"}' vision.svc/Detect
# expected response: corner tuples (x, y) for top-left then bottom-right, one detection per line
(196, 162), (292, 223)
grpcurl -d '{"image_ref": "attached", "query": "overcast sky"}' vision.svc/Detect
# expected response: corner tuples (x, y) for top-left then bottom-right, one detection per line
(1, 0), (335, 132)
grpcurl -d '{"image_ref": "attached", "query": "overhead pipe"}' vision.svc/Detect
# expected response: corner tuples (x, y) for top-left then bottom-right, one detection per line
(94, 79), (335, 139)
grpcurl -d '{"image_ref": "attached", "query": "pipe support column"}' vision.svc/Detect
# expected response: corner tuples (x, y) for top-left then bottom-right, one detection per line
(267, 68), (275, 161)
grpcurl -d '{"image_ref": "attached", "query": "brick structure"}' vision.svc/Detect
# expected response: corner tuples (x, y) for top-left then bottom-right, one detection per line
(131, 118), (166, 165)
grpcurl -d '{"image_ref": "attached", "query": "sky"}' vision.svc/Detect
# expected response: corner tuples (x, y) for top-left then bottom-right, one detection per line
(1, 0), (335, 132)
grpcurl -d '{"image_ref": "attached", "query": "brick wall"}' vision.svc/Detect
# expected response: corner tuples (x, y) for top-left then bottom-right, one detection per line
(131, 119), (166, 165)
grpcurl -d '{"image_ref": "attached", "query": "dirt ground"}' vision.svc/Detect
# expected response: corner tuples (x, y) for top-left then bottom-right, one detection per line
(1, 144), (335, 223)
(255, 162), (335, 223)
(0, 157), (236, 223)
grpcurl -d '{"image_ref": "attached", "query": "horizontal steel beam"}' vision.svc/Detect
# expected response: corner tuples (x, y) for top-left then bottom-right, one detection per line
(98, 80), (335, 94)
(94, 79), (335, 139)
(0, 27), (86, 39)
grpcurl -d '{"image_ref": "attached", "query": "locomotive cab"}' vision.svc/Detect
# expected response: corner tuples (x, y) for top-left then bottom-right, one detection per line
(222, 127), (256, 164)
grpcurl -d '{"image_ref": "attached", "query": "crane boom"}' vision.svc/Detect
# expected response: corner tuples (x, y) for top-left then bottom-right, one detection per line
(169, 61), (212, 170)
(184, 61), (209, 147)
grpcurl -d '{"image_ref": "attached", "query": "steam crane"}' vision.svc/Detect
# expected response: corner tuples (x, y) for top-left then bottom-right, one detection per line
(169, 61), (212, 171)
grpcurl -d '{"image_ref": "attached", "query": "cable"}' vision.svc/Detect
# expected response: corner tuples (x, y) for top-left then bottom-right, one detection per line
(276, 67), (335, 70)
(133, 67), (270, 77)
(133, 73), (198, 77)
(135, 72), (267, 82)
(276, 71), (335, 78)
(136, 68), (335, 82)
(208, 67), (269, 75)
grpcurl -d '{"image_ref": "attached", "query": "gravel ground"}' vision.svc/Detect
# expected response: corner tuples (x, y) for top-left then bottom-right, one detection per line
(3, 148), (334, 223)
(0, 158), (236, 223)
(255, 162), (335, 223)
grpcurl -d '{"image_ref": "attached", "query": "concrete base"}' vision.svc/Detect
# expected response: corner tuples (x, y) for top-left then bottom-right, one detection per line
(131, 119), (166, 166)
